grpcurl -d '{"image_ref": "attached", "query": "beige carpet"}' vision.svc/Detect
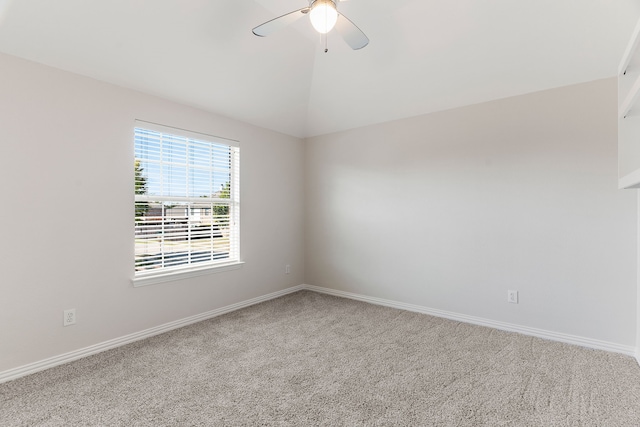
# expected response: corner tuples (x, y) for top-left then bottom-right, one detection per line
(1, 290), (640, 426)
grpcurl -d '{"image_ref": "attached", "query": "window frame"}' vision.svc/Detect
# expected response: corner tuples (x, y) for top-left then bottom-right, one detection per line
(131, 120), (242, 287)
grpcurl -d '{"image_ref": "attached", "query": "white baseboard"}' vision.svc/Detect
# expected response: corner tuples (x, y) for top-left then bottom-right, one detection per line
(2, 283), (635, 384)
(0, 285), (305, 384)
(301, 285), (637, 357)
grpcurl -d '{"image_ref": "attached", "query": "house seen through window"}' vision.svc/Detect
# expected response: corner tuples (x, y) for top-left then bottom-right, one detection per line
(134, 123), (239, 277)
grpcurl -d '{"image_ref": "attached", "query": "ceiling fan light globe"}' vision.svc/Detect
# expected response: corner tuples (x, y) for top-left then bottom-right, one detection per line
(310, 0), (338, 34)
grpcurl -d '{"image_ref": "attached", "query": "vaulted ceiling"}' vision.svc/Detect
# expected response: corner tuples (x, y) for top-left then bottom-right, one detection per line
(0, 0), (639, 138)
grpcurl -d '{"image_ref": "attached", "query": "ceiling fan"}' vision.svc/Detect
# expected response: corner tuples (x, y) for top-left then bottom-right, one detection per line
(252, 0), (369, 51)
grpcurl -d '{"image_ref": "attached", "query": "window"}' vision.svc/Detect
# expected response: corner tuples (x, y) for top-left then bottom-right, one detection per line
(134, 121), (240, 283)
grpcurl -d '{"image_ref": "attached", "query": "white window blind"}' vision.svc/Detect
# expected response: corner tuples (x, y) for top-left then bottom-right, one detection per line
(134, 122), (239, 278)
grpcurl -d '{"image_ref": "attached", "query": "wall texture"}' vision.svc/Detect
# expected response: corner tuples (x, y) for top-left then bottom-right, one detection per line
(305, 78), (637, 347)
(0, 53), (305, 373)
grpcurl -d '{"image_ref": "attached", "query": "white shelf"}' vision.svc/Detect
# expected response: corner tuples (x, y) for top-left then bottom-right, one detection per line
(618, 15), (640, 189)
(619, 73), (640, 119)
(619, 16), (640, 76)
(619, 169), (640, 189)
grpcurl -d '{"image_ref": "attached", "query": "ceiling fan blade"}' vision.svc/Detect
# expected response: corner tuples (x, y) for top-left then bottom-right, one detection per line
(252, 8), (309, 37)
(335, 13), (369, 50)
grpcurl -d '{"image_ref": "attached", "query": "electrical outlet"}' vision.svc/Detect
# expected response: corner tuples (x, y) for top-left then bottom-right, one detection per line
(507, 290), (518, 304)
(63, 308), (76, 326)
(285, 264), (291, 274)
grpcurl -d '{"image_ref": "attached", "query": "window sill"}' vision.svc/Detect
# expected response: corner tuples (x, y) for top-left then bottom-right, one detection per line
(131, 261), (244, 288)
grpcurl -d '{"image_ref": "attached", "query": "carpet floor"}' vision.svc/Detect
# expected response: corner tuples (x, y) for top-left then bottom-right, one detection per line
(1, 290), (640, 426)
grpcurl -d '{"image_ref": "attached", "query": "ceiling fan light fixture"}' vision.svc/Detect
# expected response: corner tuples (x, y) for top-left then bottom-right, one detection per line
(309, 0), (338, 34)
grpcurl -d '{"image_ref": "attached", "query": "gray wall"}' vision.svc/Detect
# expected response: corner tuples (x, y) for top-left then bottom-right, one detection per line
(0, 53), (305, 372)
(1, 52), (637, 374)
(305, 78), (638, 346)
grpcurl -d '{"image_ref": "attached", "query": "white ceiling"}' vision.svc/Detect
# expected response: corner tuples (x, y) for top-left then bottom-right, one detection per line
(0, 0), (639, 138)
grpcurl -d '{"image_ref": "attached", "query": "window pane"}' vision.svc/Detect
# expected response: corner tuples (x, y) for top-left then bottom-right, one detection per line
(162, 165), (187, 197)
(134, 200), (231, 272)
(134, 125), (239, 277)
(189, 168), (212, 198)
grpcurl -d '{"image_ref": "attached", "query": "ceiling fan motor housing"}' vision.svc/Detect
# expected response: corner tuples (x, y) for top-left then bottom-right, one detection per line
(309, 0), (339, 34)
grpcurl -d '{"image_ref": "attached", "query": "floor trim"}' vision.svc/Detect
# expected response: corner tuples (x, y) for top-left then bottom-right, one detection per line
(302, 285), (637, 357)
(0, 285), (305, 384)
(2, 283), (635, 384)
